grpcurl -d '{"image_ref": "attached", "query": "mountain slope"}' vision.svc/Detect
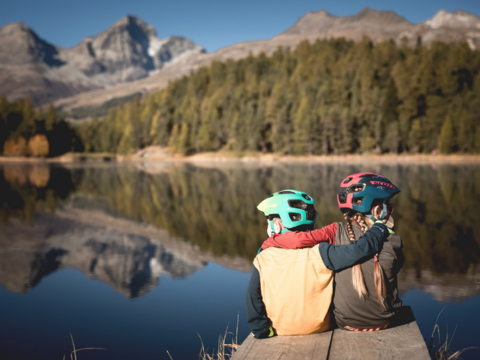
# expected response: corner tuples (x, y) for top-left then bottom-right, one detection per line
(53, 8), (480, 119)
(0, 16), (204, 105)
(2, 8), (480, 111)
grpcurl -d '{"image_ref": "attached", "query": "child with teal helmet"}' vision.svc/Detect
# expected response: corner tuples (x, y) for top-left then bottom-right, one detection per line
(257, 189), (317, 235)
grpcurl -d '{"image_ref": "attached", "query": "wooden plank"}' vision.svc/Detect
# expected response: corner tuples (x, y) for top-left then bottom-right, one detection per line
(231, 330), (333, 360)
(328, 307), (430, 360)
(231, 334), (257, 360)
(233, 307), (429, 360)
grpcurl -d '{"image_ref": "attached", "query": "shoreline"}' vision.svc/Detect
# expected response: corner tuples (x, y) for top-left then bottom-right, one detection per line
(1, 152), (480, 165)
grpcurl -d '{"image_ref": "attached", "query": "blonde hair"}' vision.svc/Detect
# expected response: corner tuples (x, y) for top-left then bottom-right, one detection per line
(343, 208), (388, 309)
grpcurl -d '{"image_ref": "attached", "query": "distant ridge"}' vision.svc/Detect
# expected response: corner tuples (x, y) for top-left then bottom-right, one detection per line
(0, 15), (204, 105)
(1, 8), (479, 111)
(53, 8), (480, 119)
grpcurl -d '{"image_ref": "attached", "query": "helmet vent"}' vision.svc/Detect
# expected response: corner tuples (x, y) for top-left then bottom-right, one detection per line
(360, 174), (377, 178)
(353, 197), (364, 206)
(338, 193), (347, 204)
(279, 191), (295, 195)
(343, 177), (353, 184)
(346, 183), (366, 193)
(289, 200), (307, 209)
(289, 213), (302, 222)
(288, 200), (316, 221)
(301, 194), (312, 201)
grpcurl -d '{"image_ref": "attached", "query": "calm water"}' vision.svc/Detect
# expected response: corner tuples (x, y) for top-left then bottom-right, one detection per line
(0, 162), (479, 359)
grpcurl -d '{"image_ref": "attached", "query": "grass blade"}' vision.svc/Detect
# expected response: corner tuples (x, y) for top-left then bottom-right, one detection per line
(69, 332), (77, 360)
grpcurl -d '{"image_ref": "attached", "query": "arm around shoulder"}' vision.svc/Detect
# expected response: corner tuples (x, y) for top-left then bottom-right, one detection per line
(261, 223), (337, 250)
(319, 222), (390, 271)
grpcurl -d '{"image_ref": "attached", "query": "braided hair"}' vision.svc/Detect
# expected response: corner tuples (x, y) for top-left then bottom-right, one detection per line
(343, 209), (389, 309)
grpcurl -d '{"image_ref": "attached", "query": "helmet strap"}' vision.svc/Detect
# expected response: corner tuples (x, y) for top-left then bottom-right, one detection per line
(270, 221), (276, 234)
(366, 203), (387, 221)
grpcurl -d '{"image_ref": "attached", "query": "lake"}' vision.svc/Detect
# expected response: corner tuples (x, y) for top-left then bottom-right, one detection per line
(0, 161), (479, 359)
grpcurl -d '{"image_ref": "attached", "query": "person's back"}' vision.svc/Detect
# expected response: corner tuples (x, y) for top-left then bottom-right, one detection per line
(333, 222), (403, 330)
(254, 244), (333, 335)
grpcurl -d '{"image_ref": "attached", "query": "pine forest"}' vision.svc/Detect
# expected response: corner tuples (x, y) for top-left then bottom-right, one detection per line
(2, 38), (480, 156)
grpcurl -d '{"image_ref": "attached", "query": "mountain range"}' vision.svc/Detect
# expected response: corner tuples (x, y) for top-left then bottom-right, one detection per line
(0, 15), (204, 106)
(1, 8), (480, 116)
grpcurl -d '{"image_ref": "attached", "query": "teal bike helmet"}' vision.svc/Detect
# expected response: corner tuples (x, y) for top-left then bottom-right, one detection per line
(257, 189), (317, 232)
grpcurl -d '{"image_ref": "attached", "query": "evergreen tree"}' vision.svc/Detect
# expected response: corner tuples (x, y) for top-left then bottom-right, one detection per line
(382, 78), (399, 124)
(457, 110), (470, 153)
(475, 125), (480, 153)
(178, 123), (191, 155)
(293, 96), (311, 154)
(409, 119), (422, 153)
(438, 115), (456, 154)
(45, 103), (57, 131)
(168, 124), (180, 154)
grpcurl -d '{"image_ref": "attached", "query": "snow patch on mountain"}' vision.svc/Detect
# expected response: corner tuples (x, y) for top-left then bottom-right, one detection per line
(425, 10), (480, 29)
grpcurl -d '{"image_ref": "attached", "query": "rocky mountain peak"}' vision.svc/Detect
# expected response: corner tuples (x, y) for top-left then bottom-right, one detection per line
(281, 7), (412, 37)
(0, 22), (30, 36)
(59, 15), (204, 81)
(109, 14), (157, 40)
(425, 9), (480, 29)
(282, 9), (336, 35)
(349, 8), (411, 25)
(0, 22), (63, 67)
(0, 15), (204, 105)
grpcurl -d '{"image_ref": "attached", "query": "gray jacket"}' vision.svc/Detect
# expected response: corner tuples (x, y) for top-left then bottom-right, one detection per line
(332, 222), (404, 329)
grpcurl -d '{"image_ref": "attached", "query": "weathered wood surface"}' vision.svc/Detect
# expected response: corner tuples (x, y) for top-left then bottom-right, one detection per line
(232, 307), (429, 360)
(328, 307), (429, 360)
(231, 330), (333, 360)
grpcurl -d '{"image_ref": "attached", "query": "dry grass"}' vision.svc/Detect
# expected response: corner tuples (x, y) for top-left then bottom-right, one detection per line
(167, 315), (240, 360)
(63, 332), (105, 360)
(198, 324), (240, 360)
(428, 308), (476, 360)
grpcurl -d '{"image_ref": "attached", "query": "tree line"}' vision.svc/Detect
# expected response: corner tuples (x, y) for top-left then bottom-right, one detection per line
(80, 38), (480, 155)
(1, 37), (480, 157)
(0, 96), (82, 157)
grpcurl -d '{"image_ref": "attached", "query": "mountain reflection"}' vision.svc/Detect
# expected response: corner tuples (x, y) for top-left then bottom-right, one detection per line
(0, 162), (479, 301)
(0, 210), (210, 298)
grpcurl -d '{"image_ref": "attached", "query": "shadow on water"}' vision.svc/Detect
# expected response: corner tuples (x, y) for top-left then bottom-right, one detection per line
(0, 162), (479, 302)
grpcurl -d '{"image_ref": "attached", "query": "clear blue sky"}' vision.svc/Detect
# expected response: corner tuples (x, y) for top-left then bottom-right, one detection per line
(2, 0), (480, 53)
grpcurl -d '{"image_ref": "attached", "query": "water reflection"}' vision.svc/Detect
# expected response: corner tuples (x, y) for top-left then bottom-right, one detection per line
(0, 162), (479, 302)
(0, 165), (78, 225)
(0, 199), (251, 298)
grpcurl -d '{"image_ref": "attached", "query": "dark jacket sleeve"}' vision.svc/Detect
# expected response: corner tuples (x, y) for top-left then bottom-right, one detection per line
(319, 222), (389, 271)
(245, 266), (271, 338)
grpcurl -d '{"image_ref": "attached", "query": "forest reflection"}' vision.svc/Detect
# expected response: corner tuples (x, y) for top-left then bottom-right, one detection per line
(1, 162), (479, 280)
